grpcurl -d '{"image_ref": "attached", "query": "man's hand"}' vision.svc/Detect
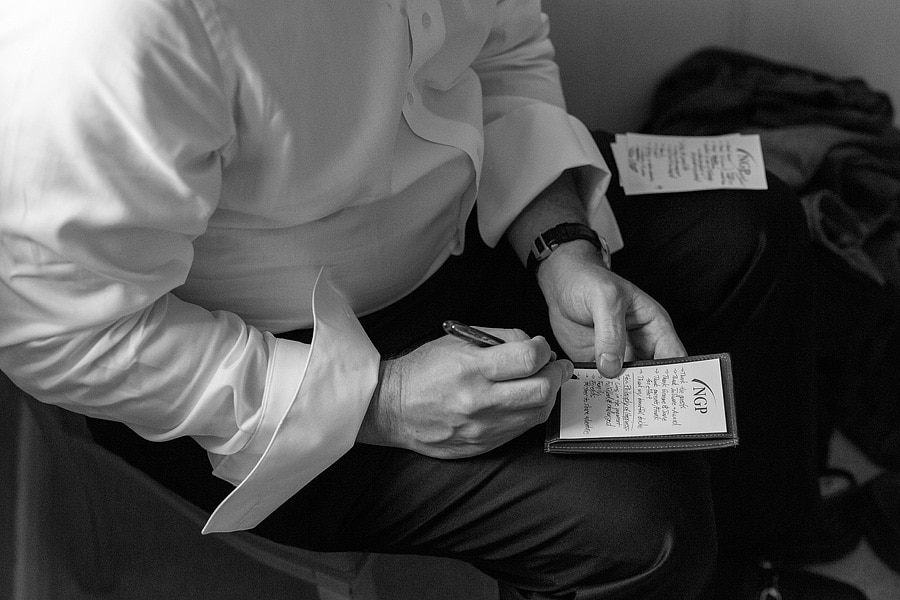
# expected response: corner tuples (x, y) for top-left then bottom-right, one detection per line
(537, 239), (686, 377)
(504, 169), (685, 379)
(357, 328), (573, 458)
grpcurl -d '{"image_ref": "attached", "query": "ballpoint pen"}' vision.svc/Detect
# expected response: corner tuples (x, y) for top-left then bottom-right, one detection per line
(442, 320), (505, 347)
(442, 320), (576, 378)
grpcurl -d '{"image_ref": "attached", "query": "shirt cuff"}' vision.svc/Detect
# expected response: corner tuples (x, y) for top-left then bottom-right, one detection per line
(203, 270), (379, 533)
(476, 103), (623, 252)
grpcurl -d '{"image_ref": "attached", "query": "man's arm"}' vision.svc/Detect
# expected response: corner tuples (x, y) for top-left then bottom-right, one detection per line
(0, 2), (377, 509)
(471, 0), (621, 252)
(504, 170), (686, 377)
(467, 0), (679, 375)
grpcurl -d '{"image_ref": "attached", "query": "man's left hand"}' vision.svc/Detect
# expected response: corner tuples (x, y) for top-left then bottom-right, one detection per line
(535, 238), (686, 378)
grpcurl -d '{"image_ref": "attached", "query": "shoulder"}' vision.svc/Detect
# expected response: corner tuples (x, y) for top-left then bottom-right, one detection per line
(3, 0), (228, 113)
(2, 0), (232, 155)
(3, 0), (218, 74)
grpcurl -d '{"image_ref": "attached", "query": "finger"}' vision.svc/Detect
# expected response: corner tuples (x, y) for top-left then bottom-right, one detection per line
(591, 291), (627, 379)
(491, 358), (574, 411)
(480, 336), (554, 381)
(626, 297), (687, 360)
(651, 326), (686, 359)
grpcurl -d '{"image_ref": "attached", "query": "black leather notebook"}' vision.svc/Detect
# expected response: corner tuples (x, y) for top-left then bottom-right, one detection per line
(544, 353), (738, 453)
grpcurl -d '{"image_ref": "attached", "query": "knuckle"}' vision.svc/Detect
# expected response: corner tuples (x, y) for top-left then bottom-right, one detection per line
(537, 373), (556, 400)
(658, 305), (676, 326)
(594, 276), (623, 301)
(446, 352), (471, 376)
(536, 378), (554, 403)
(456, 391), (480, 416)
(460, 420), (484, 442)
(517, 344), (542, 373)
(510, 328), (529, 342)
(537, 399), (556, 423)
(522, 376), (554, 408)
(594, 324), (623, 348)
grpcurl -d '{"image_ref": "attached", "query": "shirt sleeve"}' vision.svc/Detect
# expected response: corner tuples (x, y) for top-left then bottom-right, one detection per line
(472, 0), (623, 251)
(0, 2), (378, 533)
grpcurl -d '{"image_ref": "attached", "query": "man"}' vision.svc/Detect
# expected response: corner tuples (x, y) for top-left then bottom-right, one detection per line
(0, 1), (863, 598)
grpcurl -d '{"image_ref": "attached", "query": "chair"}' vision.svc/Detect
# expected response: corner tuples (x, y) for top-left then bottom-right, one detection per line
(3, 372), (498, 600)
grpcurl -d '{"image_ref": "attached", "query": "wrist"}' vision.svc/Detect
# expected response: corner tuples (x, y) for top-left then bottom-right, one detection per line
(526, 222), (611, 278)
(535, 237), (607, 283)
(357, 360), (402, 447)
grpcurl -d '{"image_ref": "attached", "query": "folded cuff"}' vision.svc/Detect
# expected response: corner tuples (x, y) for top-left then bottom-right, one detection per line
(203, 270), (380, 533)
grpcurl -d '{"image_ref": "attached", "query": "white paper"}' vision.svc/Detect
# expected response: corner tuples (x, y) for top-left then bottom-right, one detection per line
(611, 133), (768, 195)
(559, 357), (728, 439)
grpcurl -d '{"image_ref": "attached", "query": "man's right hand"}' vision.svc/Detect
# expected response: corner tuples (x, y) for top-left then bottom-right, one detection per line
(356, 328), (573, 459)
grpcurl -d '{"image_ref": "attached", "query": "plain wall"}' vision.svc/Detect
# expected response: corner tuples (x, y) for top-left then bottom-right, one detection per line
(544, 0), (900, 132)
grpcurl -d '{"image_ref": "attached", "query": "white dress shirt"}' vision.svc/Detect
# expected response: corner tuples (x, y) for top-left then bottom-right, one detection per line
(0, 0), (621, 532)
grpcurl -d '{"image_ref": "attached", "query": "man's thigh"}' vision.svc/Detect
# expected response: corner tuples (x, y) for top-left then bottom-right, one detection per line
(254, 425), (715, 599)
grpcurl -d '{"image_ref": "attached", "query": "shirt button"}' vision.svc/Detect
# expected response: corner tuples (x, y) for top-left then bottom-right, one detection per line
(422, 12), (431, 28)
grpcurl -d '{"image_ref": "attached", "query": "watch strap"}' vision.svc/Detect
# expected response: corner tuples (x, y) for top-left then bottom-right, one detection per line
(526, 222), (611, 276)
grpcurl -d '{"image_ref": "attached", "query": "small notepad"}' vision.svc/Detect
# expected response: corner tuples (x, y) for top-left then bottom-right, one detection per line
(544, 353), (738, 453)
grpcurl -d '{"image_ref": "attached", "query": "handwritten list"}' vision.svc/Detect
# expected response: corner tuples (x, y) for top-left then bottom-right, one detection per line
(559, 358), (728, 439)
(610, 133), (768, 195)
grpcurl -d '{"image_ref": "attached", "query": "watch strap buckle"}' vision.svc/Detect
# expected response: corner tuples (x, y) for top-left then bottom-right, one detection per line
(526, 222), (611, 276)
(531, 233), (557, 262)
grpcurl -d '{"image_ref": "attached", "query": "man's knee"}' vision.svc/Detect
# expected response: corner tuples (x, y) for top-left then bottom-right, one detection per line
(680, 175), (813, 337)
(508, 454), (717, 599)
(693, 176), (809, 304)
(613, 173), (812, 338)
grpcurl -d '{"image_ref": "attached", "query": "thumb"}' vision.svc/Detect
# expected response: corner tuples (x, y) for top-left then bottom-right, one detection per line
(592, 302), (627, 378)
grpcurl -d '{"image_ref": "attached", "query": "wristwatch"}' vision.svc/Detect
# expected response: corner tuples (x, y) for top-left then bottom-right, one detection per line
(526, 222), (611, 276)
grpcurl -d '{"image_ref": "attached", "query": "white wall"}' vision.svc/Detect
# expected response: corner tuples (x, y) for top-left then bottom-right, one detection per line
(544, 0), (900, 132)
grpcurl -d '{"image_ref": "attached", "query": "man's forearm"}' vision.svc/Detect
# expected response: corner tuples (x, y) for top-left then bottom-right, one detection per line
(504, 169), (600, 270)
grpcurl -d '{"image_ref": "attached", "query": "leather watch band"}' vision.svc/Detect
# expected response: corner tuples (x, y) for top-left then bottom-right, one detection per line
(526, 222), (611, 276)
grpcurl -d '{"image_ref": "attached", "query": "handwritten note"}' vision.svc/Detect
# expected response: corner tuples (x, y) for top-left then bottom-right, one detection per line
(610, 133), (768, 195)
(559, 357), (728, 439)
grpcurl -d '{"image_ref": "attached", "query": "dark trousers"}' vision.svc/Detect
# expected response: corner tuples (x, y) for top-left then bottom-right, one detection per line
(592, 131), (826, 560)
(89, 131), (826, 598)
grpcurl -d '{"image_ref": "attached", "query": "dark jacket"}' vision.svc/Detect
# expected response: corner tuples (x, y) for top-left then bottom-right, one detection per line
(643, 47), (900, 289)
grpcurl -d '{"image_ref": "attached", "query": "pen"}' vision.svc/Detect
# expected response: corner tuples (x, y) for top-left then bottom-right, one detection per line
(442, 320), (578, 379)
(442, 320), (505, 347)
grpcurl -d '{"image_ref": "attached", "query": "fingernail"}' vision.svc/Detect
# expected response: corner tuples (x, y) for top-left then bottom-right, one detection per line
(599, 353), (621, 375)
